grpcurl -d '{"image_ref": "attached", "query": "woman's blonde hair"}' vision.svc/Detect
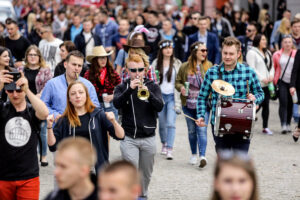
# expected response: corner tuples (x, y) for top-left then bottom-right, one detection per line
(62, 81), (96, 127)
(24, 45), (47, 68)
(27, 13), (36, 34)
(278, 18), (291, 34)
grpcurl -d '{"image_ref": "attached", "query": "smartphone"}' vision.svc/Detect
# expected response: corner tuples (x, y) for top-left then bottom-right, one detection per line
(6, 71), (21, 81)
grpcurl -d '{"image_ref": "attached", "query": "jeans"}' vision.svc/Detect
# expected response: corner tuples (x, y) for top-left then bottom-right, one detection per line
(158, 93), (176, 149)
(278, 81), (293, 126)
(100, 102), (118, 121)
(293, 104), (299, 123)
(211, 125), (250, 153)
(39, 120), (47, 157)
(182, 106), (210, 157)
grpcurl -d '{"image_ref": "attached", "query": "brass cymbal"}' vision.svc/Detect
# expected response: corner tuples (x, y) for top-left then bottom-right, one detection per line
(211, 80), (235, 96)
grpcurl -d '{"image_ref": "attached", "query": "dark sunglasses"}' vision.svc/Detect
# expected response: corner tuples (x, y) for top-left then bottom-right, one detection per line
(6, 89), (23, 93)
(129, 68), (144, 73)
(199, 49), (208, 53)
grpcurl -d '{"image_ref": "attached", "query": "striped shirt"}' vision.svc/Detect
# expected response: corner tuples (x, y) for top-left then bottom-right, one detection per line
(196, 62), (264, 125)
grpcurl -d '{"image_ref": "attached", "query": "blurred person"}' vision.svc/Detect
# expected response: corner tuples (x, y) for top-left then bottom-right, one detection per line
(111, 18), (130, 58)
(248, 0), (259, 22)
(98, 160), (141, 200)
(211, 9), (234, 45)
(39, 24), (63, 74)
(41, 51), (100, 121)
(5, 18), (30, 68)
(211, 151), (259, 200)
(152, 40), (181, 159)
(84, 46), (121, 118)
(188, 16), (221, 65)
(133, 14), (146, 29)
(291, 18), (300, 49)
(45, 137), (98, 200)
(113, 54), (164, 199)
(274, 18), (291, 50)
(95, 10), (119, 52)
(159, 18), (186, 62)
(74, 18), (102, 57)
(235, 11), (249, 37)
(0, 71), (48, 200)
(246, 34), (274, 135)
(27, 13), (36, 35)
(237, 22), (258, 62)
(0, 47), (15, 101)
(258, 12), (273, 42)
(277, 0), (287, 20)
(231, 11), (241, 36)
(196, 37), (264, 153)
(54, 41), (77, 77)
(145, 10), (162, 63)
(182, 11), (201, 36)
(0, 22), (5, 37)
(52, 10), (69, 40)
(28, 18), (43, 46)
(14, 0), (23, 20)
(176, 42), (212, 166)
(290, 49), (300, 142)
(18, 45), (52, 166)
(47, 81), (124, 171)
(45, 11), (54, 25)
(270, 9), (291, 50)
(63, 14), (83, 42)
(273, 35), (297, 134)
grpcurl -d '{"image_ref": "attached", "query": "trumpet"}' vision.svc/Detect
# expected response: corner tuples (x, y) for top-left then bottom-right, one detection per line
(136, 76), (150, 101)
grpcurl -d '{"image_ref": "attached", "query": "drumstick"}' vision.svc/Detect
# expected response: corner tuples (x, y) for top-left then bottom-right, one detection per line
(181, 112), (208, 127)
(246, 80), (249, 96)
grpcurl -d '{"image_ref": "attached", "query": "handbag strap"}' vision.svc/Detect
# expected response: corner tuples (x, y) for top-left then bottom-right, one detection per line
(194, 66), (202, 88)
(279, 51), (292, 81)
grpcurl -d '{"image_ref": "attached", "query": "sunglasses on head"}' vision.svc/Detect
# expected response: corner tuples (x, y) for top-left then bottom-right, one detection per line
(129, 68), (144, 73)
(6, 89), (23, 93)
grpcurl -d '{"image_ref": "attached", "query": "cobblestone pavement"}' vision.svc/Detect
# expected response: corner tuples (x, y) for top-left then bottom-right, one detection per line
(40, 101), (300, 200)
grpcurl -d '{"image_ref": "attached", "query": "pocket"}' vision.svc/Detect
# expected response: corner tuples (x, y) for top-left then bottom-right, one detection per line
(142, 125), (156, 135)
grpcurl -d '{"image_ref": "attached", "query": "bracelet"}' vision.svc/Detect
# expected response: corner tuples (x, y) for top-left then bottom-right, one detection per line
(47, 127), (52, 129)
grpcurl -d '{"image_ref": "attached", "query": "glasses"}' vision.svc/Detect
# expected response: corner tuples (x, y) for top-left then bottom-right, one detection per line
(129, 68), (145, 73)
(246, 29), (253, 32)
(199, 49), (208, 53)
(6, 89), (23, 93)
(28, 54), (38, 57)
(191, 17), (200, 20)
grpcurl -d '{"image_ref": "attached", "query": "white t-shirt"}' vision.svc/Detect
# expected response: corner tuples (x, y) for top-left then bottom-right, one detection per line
(83, 32), (95, 57)
(280, 53), (295, 84)
(160, 66), (175, 94)
(39, 38), (63, 74)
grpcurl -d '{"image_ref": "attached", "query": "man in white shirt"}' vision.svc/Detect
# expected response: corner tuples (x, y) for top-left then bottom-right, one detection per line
(39, 24), (63, 74)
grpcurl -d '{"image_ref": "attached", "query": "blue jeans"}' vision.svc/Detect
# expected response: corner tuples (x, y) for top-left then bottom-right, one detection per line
(293, 104), (299, 123)
(158, 94), (176, 148)
(39, 120), (47, 157)
(182, 106), (210, 157)
(101, 102), (118, 121)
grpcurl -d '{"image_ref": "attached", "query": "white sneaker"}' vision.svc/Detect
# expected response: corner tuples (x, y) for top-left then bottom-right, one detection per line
(189, 155), (197, 165)
(262, 128), (273, 135)
(161, 144), (167, 155)
(281, 125), (287, 134)
(199, 156), (207, 168)
(166, 150), (173, 160)
(287, 125), (292, 133)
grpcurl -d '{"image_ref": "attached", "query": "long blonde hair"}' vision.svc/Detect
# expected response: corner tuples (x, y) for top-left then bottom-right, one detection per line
(278, 18), (291, 35)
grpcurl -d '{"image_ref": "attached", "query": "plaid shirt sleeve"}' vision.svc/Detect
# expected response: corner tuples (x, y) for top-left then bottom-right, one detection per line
(249, 68), (264, 105)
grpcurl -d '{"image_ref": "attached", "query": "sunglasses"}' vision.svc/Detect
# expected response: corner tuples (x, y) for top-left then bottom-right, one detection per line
(129, 68), (144, 73)
(6, 89), (23, 93)
(199, 49), (208, 53)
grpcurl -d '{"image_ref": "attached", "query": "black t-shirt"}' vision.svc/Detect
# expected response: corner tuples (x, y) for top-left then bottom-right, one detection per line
(5, 36), (31, 62)
(75, 113), (90, 140)
(182, 25), (199, 36)
(0, 102), (41, 180)
(24, 67), (40, 94)
(145, 23), (161, 60)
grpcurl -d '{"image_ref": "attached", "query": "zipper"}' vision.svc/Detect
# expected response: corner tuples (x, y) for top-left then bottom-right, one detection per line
(88, 117), (96, 174)
(130, 94), (137, 138)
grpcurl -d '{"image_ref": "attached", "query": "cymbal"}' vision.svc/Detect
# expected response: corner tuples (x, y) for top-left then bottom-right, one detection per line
(211, 80), (235, 96)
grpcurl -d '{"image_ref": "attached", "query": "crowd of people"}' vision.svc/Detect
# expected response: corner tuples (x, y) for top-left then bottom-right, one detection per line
(0, 0), (300, 200)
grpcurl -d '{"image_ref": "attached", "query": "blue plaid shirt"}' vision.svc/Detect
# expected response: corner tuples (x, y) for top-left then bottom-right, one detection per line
(196, 62), (264, 125)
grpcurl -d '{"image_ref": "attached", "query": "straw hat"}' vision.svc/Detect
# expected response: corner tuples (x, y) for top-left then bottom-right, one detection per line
(86, 46), (113, 63)
(123, 39), (151, 54)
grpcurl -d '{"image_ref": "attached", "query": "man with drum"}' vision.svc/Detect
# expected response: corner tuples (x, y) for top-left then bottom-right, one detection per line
(196, 37), (264, 153)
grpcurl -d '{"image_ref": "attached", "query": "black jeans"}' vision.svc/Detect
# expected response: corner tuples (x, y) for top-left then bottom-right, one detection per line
(278, 81), (293, 126)
(257, 87), (270, 128)
(211, 125), (250, 153)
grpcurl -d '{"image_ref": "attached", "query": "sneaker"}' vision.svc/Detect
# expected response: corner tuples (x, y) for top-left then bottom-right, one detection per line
(189, 155), (197, 165)
(161, 144), (167, 155)
(262, 128), (273, 135)
(166, 149), (173, 160)
(287, 125), (292, 133)
(281, 125), (287, 134)
(199, 156), (207, 168)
